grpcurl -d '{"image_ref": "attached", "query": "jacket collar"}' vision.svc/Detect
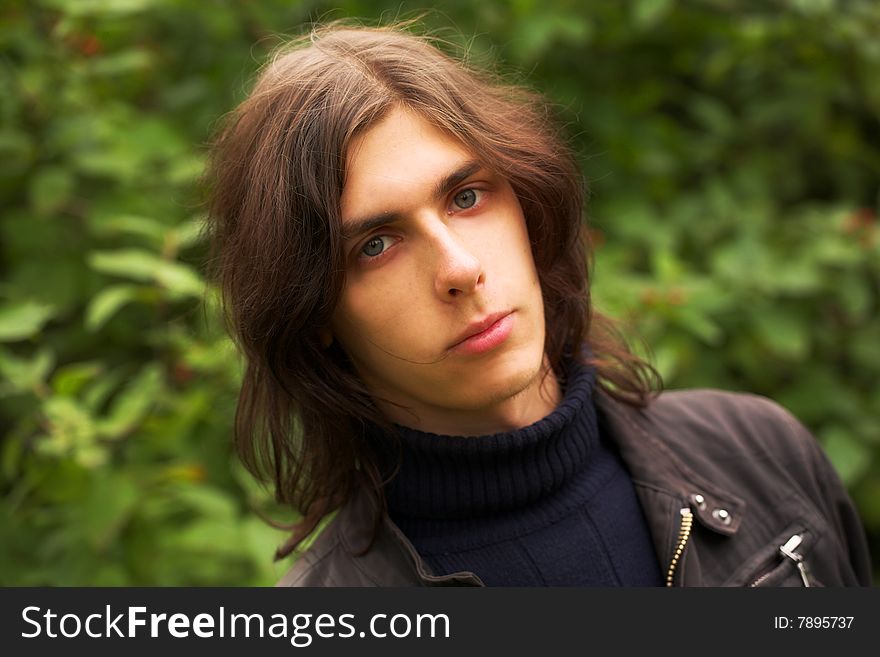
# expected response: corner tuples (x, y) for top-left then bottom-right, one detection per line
(596, 389), (746, 536)
(335, 481), (484, 586)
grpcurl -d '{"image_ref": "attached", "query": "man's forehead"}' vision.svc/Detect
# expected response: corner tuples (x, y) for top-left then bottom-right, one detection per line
(344, 109), (473, 179)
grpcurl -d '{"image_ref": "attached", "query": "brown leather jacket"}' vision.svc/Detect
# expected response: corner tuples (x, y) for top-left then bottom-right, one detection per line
(277, 389), (873, 587)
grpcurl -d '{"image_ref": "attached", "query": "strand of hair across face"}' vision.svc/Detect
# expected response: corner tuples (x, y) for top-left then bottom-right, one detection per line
(361, 335), (452, 365)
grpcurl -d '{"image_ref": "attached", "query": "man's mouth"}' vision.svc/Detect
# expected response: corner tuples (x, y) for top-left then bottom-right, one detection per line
(449, 311), (515, 355)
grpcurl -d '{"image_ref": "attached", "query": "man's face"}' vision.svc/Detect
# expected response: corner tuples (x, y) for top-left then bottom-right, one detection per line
(331, 107), (551, 434)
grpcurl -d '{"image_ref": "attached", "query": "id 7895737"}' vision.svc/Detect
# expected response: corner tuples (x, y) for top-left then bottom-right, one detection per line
(773, 616), (854, 629)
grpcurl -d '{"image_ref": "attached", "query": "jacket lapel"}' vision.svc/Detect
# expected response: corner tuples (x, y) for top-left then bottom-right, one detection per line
(596, 390), (745, 586)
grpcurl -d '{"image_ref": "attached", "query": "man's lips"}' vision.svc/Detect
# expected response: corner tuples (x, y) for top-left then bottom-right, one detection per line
(449, 311), (515, 355)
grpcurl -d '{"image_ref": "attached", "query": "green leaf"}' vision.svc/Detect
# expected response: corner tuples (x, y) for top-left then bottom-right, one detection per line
(752, 309), (810, 361)
(241, 516), (289, 584)
(854, 479), (880, 530)
(81, 366), (127, 414)
(166, 154), (207, 186)
(88, 250), (205, 298)
(39, 396), (99, 461)
(153, 260), (205, 298)
(94, 363), (163, 439)
(651, 248), (685, 283)
(51, 361), (103, 397)
(88, 50), (153, 77)
(23, 457), (91, 505)
(765, 260), (824, 295)
(672, 305), (722, 345)
(169, 217), (207, 250)
(85, 284), (141, 331)
(0, 301), (55, 342)
(821, 426), (872, 486)
(88, 249), (163, 282)
(79, 471), (140, 550)
(838, 276), (871, 320)
(510, 13), (593, 62)
(0, 347), (55, 394)
(789, 0), (836, 15)
(162, 517), (245, 558)
(0, 129), (35, 178)
(2, 432), (25, 481)
(28, 166), (75, 216)
(650, 343), (681, 382)
(172, 484), (239, 520)
(91, 215), (168, 244)
(46, 0), (157, 15)
(633, 0), (674, 28)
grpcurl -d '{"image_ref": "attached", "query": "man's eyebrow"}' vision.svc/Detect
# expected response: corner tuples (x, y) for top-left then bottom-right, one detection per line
(341, 160), (484, 241)
(341, 212), (403, 242)
(432, 160), (482, 201)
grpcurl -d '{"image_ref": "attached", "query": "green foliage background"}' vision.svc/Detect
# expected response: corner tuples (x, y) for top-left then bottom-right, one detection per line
(1, 0), (878, 585)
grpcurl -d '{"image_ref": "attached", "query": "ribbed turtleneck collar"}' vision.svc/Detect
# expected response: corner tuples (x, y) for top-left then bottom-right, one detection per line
(373, 361), (599, 520)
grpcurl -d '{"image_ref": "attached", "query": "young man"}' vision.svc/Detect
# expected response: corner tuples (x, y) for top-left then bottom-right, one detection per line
(205, 24), (872, 586)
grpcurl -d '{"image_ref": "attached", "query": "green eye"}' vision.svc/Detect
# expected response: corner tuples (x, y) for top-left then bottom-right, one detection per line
(453, 189), (478, 209)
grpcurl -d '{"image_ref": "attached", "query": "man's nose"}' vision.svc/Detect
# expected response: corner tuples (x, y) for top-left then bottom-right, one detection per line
(429, 223), (484, 300)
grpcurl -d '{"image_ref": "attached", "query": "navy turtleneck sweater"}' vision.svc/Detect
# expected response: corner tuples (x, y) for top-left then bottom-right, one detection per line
(376, 361), (664, 586)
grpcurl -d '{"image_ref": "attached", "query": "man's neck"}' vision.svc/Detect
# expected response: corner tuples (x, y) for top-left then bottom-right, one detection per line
(380, 361), (562, 436)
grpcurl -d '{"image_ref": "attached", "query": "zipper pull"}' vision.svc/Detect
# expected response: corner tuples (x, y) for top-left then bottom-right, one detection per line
(779, 534), (811, 587)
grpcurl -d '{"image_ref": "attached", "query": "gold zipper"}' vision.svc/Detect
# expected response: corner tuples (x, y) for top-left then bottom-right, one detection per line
(665, 507), (694, 587)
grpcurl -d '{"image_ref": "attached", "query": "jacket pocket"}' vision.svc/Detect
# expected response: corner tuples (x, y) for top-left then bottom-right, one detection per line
(745, 527), (824, 587)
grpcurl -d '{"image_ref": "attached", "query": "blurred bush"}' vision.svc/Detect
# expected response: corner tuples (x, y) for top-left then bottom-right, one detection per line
(1, 0), (877, 584)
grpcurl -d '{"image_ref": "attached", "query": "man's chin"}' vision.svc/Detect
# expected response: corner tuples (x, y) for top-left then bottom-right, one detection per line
(452, 354), (548, 409)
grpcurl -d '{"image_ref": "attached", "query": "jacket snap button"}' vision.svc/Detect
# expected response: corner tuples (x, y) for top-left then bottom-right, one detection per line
(690, 493), (707, 510)
(712, 508), (732, 525)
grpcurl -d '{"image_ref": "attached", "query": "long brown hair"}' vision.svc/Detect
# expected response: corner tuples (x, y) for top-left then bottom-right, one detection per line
(203, 22), (660, 559)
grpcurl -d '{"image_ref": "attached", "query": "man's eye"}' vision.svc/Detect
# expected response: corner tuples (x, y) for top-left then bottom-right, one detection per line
(452, 188), (481, 210)
(361, 235), (393, 258)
